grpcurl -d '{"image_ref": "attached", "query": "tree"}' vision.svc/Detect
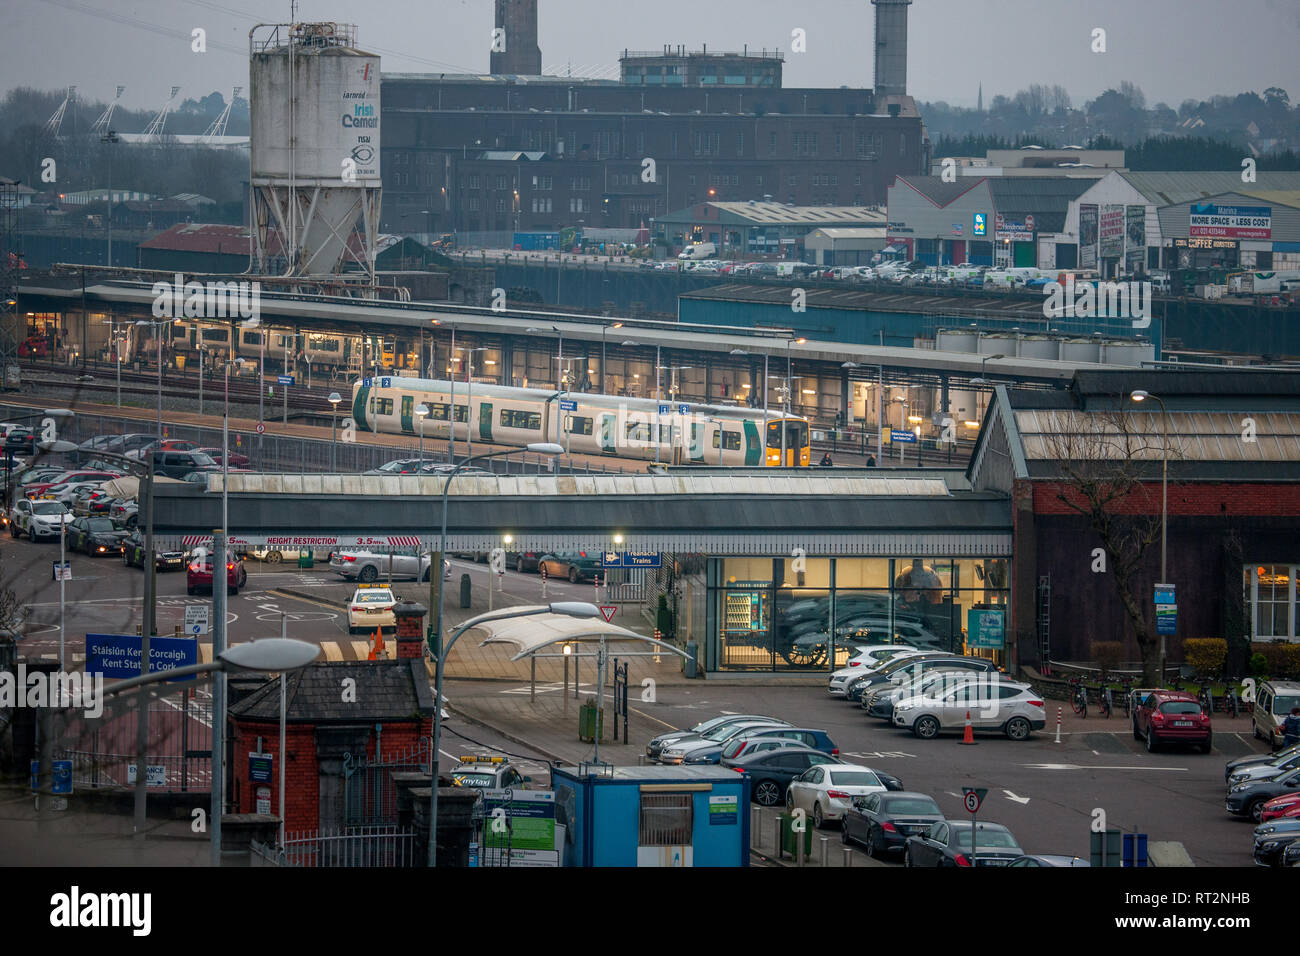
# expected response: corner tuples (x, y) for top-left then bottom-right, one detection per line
(1263, 87), (1290, 108)
(1037, 403), (1178, 684)
(1117, 81), (1146, 111)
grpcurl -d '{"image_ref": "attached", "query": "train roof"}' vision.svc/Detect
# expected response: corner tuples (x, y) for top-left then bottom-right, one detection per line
(353, 376), (794, 420)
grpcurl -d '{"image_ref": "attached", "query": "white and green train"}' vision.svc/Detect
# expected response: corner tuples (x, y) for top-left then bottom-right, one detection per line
(351, 376), (811, 467)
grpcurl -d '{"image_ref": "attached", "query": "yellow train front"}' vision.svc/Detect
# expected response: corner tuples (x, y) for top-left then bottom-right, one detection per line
(351, 376), (810, 467)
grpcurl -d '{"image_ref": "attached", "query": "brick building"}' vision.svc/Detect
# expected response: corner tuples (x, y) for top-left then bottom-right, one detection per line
(968, 370), (1300, 675)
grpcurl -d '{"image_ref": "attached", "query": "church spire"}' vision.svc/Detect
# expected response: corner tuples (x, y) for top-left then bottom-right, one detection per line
(977, 82), (983, 112)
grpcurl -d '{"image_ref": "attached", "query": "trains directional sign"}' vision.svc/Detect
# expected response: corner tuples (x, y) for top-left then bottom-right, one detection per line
(559, 399), (577, 411)
(277, 375), (294, 386)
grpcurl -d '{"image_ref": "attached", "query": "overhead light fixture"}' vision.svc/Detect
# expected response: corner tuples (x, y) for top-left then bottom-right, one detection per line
(963, 420), (980, 429)
(907, 415), (923, 423)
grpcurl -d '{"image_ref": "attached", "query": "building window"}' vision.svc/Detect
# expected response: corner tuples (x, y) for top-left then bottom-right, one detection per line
(835, 132), (842, 156)
(900, 135), (906, 155)
(495, 198), (506, 213)
(570, 197), (589, 213)
(639, 792), (693, 845)
(788, 175), (797, 186)
(769, 131), (777, 156)
(1247, 565), (1298, 640)
(469, 175), (481, 190)
(468, 197), (480, 212)
(672, 131), (679, 156)
(532, 175), (552, 191)
(737, 131), (744, 156)
(689, 175), (696, 186)
(755, 175), (763, 187)
(855, 174), (862, 186)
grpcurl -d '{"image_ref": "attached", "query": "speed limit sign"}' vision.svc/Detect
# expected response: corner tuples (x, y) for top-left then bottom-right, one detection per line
(962, 787), (987, 814)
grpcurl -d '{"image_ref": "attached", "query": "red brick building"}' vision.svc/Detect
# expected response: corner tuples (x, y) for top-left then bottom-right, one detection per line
(968, 370), (1300, 675)
(228, 603), (434, 832)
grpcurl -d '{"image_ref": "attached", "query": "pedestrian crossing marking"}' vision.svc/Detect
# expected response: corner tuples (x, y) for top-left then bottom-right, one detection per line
(351, 640), (372, 659)
(321, 641), (344, 661)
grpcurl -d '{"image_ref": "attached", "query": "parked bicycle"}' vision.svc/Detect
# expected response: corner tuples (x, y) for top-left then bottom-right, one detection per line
(1224, 679), (1240, 719)
(1197, 677), (1215, 715)
(1118, 676), (1135, 718)
(1069, 675), (1088, 718)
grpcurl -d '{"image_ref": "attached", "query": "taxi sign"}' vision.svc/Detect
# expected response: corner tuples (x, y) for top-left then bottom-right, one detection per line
(460, 755), (505, 765)
(356, 583), (391, 589)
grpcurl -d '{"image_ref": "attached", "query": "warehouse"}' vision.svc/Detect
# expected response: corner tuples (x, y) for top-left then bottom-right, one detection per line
(652, 202), (886, 258)
(804, 227), (888, 266)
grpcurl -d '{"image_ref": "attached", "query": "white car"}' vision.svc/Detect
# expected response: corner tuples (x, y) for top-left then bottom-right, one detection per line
(9, 498), (73, 540)
(828, 646), (924, 696)
(348, 585), (397, 635)
(330, 549), (433, 582)
(43, 481), (103, 506)
(786, 763), (890, 828)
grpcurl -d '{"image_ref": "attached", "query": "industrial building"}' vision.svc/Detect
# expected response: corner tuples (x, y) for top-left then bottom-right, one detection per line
(653, 203), (887, 257)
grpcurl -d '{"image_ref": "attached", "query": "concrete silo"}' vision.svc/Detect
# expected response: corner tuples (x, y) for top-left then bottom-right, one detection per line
(249, 22), (381, 285)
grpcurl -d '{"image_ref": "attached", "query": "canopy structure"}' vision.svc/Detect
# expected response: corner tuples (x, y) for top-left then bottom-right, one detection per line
(100, 475), (185, 500)
(475, 608), (690, 662)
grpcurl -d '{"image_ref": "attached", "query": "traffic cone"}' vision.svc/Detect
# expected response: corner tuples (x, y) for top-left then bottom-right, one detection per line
(960, 709), (977, 745)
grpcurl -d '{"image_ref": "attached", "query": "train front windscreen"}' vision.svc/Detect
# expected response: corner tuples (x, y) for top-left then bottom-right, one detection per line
(766, 420), (810, 466)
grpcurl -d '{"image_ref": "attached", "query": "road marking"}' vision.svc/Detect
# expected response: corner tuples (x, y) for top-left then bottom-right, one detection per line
(321, 641), (343, 662)
(1022, 763), (1188, 772)
(254, 611), (335, 623)
(1002, 789), (1031, 804)
(351, 640), (373, 659)
(842, 750), (916, 760)
(628, 705), (677, 731)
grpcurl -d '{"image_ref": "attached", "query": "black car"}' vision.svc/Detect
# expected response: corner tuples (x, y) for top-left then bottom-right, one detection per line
(1226, 741), (1300, 784)
(841, 790), (944, 858)
(1283, 839), (1300, 868)
(904, 819), (1024, 868)
(151, 450), (218, 479)
(4, 427), (36, 456)
(120, 529), (185, 572)
(66, 515), (128, 556)
(722, 746), (841, 807)
(507, 550), (544, 573)
(104, 433), (156, 456)
(1226, 766), (1300, 822)
(1006, 855), (1091, 867)
(1253, 820), (1300, 867)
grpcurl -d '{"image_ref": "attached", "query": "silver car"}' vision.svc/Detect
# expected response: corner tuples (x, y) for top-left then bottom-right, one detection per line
(329, 549), (433, 582)
(892, 677), (1047, 741)
(658, 719), (789, 765)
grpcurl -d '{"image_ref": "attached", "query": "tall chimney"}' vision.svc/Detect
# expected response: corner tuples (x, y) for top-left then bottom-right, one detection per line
(871, 0), (912, 97)
(490, 0), (541, 76)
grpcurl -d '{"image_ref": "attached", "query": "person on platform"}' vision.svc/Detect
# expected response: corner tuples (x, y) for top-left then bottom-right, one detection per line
(819, 451), (833, 467)
(865, 453), (876, 468)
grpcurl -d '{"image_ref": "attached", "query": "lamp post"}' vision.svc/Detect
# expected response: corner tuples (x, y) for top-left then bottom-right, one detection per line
(969, 353), (1005, 387)
(100, 130), (119, 267)
(428, 441), (567, 867)
(415, 402), (429, 465)
(197, 344), (205, 417)
(600, 322), (622, 393)
(134, 319), (170, 438)
(37, 438), (78, 670)
(328, 392), (342, 471)
(1130, 389), (1170, 682)
(842, 361), (885, 465)
(456, 347), (488, 459)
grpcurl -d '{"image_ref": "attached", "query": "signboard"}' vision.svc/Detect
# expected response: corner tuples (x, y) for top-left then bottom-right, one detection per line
(972, 213), (987, 237)
(177, 533), (424, 550)
(31, 760), (73, 795)
(966, 608), (1006, 649)
(559, 399), (577, 412)
(277, 375), (294, 386)
(658, 404), (671, 415)
(185, 605), (209, 636)
(1125, 204), (1146, 272)
(127, 764), (168, 788)
(951, 223), (963, 236)
(256, 786), (271, 815)
(249, 752), (273, 784)
(708, 794), (738, 825)
(255, 422), (265, 434)
(995, 216), (1034, 242)
(52, 561), (71, 582)
(962, 787), (987, 814)
(1099, 205), (1125, 259)
(677, 404), (689, 415)
(1079, 204), (1098, 270)
(480, 790), (558, 867)
(624, 551), (662, 568)
(1173, 236), (1237, 250)
(889, 429), (917, 444)
(1156, 604), (1178, 636)
(1189, 202), (1271, 240)
(1153, 583), (1175, 605)
(85, 634), (198, 682)
(599, 605), (618, 623)
(601, 552), (623, 568)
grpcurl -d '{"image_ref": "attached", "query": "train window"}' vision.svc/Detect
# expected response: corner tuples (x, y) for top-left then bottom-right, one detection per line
(426, 402), (467, 423)
(243, 331), (263, 346)
(565, 415), (593, 436)
(625, 421), (652, 443)
(713, 430), (742, 451)
(766, 421), (805, 448)
(201, 329), (227, 344)
(499, 409), (542, 430)
(307, 334), (340, 350)
(372, 398), (394, 416)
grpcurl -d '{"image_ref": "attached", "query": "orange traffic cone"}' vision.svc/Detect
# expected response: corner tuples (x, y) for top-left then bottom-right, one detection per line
(960, 709), (977, 745)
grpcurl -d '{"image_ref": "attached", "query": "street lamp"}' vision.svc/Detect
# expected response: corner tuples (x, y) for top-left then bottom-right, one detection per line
(600, 321), (623, 393)
(328, 392), (342, 471)
(429, 441), (566, 867)
(36, 438), (78, 671)
(969, 353), (1005, 387)
(843, 361), (886, 464)
(455, 347), (489, 458)
(415, 402), (429, 465)
(1130, 388), (1170, 683)
(134, 319), (173, 438)
(100, 130), (119, 267)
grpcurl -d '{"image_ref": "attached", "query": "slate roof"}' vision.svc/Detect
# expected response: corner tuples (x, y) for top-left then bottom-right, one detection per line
(230, 659), (434, 723)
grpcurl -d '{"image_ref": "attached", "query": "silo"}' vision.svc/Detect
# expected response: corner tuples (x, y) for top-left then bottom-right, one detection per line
(936, 329), (978, 353)
(1060, 338), (1101, 365)
(1018, 336), (1059, 361)
(1100, 340), (1156, 367)
(249, 22), (381, 283)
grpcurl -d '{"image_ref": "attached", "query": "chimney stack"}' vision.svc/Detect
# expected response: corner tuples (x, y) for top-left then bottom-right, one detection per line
(871, 0), (912, 98)
(490, 0), (541, 76)
(392, 601), (429, 661)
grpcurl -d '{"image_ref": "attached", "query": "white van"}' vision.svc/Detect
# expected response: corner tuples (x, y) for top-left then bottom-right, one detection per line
(678, 242), (717, 261)
(1253, 680), (1300, 750)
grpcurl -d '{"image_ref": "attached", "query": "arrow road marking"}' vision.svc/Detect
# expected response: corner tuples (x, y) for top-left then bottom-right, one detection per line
(1002, 789), (1030, 804)
(1023, 763), (1188, 772)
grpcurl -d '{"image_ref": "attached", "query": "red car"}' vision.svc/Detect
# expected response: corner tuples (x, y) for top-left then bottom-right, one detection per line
(1260, 791), (1300, 822)
(199, 448), (251, 468)
(187, 554), (248, 596)
(24, 470), (121, 499)
(1132, 690), (1212, 753)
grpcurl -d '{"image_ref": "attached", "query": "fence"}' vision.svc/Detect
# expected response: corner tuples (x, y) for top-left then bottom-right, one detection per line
(343, 738), (430, 828)
(265, 826), (418, 867)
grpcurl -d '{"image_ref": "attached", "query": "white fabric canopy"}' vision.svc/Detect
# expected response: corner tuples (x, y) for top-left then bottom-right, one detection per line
(475, 608), (691, 661)
(98, 474), (186, 499)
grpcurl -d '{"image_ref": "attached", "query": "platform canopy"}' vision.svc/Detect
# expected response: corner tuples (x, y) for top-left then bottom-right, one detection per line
(475, 609), (692, 661)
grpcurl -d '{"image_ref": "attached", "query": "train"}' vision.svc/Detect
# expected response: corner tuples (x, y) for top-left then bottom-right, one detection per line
(351, 376), (812, 467)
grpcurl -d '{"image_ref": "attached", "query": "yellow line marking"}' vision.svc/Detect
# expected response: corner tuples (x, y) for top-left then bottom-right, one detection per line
(628, 705), (678, 731)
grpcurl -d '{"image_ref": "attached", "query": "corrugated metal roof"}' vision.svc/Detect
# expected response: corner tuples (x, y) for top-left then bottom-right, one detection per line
(806, 227), (888, 239)
(1015, 408), (1300, 462)
(662, 202), (886, 226)
(1120, 171), (1300, 207)
(1237, 189), (1300, 210)
(895, 178), (985, 208)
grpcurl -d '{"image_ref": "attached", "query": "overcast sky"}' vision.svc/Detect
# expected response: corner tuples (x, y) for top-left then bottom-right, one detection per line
(7, 0), (1299, 112)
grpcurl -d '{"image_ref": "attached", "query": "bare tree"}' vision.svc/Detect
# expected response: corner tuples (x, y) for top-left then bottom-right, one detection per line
(0, 545), (28, 634)
(1033, 405), (1179, 683)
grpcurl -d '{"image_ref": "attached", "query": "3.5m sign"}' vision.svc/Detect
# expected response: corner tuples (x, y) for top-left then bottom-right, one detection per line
(1189, 203), (1271, 240)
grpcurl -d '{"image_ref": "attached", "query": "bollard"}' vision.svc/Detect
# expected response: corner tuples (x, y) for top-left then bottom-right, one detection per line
(842, 846), (853, 867)
(459, 573), (471, 609)
(1054, 705), (1063, 744)
(775, 817), (782, 860)
(820, 836), (829, 867)
(751, 806), (760, 842)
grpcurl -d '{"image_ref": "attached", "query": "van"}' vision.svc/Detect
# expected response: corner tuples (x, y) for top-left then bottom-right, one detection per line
(677, 242), (717, 261)
(1253, 680), (1300, 750)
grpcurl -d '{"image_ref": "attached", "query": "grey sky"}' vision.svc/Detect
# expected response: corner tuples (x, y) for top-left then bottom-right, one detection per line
(8, 0), (1299, 113)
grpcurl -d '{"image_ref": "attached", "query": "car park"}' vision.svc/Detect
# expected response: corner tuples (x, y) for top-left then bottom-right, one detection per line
(449, 755), (528, 790)
(1226, 767), (1300, 822)
(658, 719), (790, 765)
(1006, 855), (1090, 867)
(330, 549), (433, 582)
(120, 529), (185, 571)
(892, 678), (1045, 740)
(848, 653), (1000, 703)
(904, 820), (1024, 867)
(645, 714), (782, 762)
(187, 553), (247, 595)
(840, 791), (944, 858)
(683, 726), (839, 765)
(9, 498), (72, 540)
(23, 470), (120, 499)
(1259, 790), (1300, 822)
(65, 515), (127, 556)
(348, 584), (397, 635)
(1226, 740), (1300, 783)
(723, 746), (842, 807)
(537, 550), (600, 583)
(1132, 690), (1212, 753)
(1252, 680), (1300, 750)
(786, 763), (890, 828)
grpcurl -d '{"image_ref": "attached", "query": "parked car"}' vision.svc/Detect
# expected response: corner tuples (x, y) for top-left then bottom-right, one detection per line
(348, 585), (397, 635)
(786, 763), (890, 828)
(249, 546), (331, 565)
(840, 790), (944, 858)
(904, 820), (1024, 867)
(1259, 790), (1300, 822)
(330, 549), (432, 582)
(65, 515), (128, 556)
(658, 719), (790, 765)
(364, 458), (424, 475)
(1252, 680), (1300, 751)
(1226, 740), (1300, 784)
(507, 550), (544, 573)
(129, 439), (199, 460)
(645, 714), (782, 762)
(103, 433), (156, 457)
(1132, 690), (1212, 753)
(1227, 749), (1300, 786)
(198, 448), (250, 468)
(3, 427), (36, 456)
(23, 470), (120, 499)
(537, 550), (600, 583)
(893, 678), (1046, 741)
(686, 726), (839, 765)
(9, 498), (72, 540)
(865, 667), (991, 721)
(72, 487), (117, 517)
(151, 450), (218, 479)
(1006, 855), (1091, 867)
(109, 498), (139, 529)
(187, 553), (247, 595)
(1226, 766), (1300, 822)
(722, 746), (843, 807)
(1252, 819), (1300, 867)
(827, 646), (923, 696)
(120, 529), (185, 571)
(849, 653), (1001, 703)
(41, 480), (103, 507)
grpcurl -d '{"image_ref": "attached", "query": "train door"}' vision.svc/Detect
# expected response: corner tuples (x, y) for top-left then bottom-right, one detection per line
(479, 402), (493, 442)
(744, 421), (761, 466)
(400, 394), (414, 434)
(599, 414), (617, 454)
(352, 384), (371, 431)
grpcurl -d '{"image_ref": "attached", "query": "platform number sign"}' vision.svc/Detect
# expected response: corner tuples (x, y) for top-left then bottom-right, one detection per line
(962, 787), (986, 814)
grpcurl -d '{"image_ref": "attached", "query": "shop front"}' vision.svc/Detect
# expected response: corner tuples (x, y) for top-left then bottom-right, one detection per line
(706, 555), (1010, 673)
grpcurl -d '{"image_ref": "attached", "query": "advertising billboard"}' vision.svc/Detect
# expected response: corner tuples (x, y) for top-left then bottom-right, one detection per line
(1188, 202), (1271, 240)
(1079, 204), (1098, 270)
(1125, 204), (1146, 273)
(1099, 204), (1125, 259)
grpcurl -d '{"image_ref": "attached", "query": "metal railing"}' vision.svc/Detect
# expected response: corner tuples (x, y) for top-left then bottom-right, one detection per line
(281, 826), (418, 867)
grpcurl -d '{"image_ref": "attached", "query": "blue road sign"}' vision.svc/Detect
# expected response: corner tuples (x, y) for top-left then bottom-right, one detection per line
(31, 760), (73, 794)
(559, 399), (578, 412)
(624, 551), (662, 568)
(601, 552), (624, 568)
(85, 634), (199, 682)
(249, 753), (273, 784)
(677, 404), (689, 415)
(277, 375), (295, 386)
(362, 377), (372, 387)
(1155, 605), (1178, 636)
(658, 404), (671, 415)
(1154, 584), (1175, 605)
(890, 429), (918, 443)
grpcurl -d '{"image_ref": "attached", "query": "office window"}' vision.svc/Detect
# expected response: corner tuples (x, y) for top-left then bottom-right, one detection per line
(755, 175), (763, 187)
(737, 131), (744, 155)
(788, 175), (797, 186)
(532, 175), (552, 191)
(496, 175), (507, 190)
(900, 135), (906, 155)
(495, 198), (506, 213)
(500, 409), (542, 430)
(469, 175), (481, 190)
(468, 197), (480, 211)
(640, 793), (693, 845)
(855, 174), (862, 186)
(835, 132), (842, 155)
(672, 131), (679, 156)
(809, 132), (819, 156)
(689, 175), (696, 186)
